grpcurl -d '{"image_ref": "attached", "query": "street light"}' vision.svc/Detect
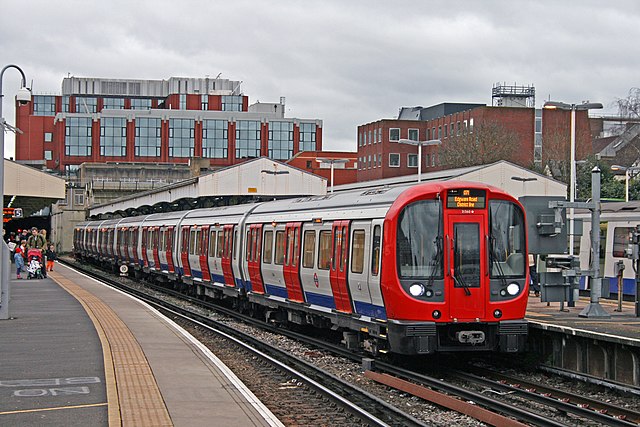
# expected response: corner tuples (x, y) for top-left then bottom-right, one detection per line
(611, 165), (640, 202)
(1, 64), (30, 320)
(397, 139), (442, 182)
(543, 101), (602, 257)
(510, 176), (537, 197)
(316, 158), (349, 193)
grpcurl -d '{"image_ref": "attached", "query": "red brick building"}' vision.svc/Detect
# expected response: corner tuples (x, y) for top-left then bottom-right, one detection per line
(356, 102), (593, 182)
(15, 76), (322, 176)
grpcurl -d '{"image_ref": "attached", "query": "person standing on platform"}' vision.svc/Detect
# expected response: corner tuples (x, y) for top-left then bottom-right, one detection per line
(39, 229), (49, 278)
(45, 244), (57, 271)
(27, 227), (46, 251)
(14, 240), (26, 279)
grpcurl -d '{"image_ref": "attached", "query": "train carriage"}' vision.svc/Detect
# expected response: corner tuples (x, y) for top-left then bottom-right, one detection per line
(74, 180), (529, 354)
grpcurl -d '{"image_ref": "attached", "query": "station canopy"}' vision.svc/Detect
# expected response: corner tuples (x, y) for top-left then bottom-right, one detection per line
(3, 159), (66, 217)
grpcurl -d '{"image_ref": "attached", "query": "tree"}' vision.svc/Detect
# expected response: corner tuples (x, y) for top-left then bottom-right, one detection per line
(616, 87), (640, 119)
(438, 122), (520, 168)
(575, 156), (625, 200)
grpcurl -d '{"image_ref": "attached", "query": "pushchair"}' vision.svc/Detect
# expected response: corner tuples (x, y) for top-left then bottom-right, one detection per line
(26, 249), (45, 279)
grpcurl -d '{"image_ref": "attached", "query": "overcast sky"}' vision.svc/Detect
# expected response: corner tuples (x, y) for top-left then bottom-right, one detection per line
(2, 1), (639, 158)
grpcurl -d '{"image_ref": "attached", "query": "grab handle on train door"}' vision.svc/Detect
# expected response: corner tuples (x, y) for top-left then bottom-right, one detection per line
(446, 235), (451, 277)
(485, 235), (490, 276)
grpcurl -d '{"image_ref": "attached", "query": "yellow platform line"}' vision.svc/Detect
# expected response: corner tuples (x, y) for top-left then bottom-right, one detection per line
(49, 270), (173, 427)
(0, 402), (107, 416)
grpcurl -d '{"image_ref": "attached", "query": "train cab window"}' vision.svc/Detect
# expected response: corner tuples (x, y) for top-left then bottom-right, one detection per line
(489, 200), (525, 278)
(209, 230), (217, 257)
(302, 230), (316, 268)
(274, 230), (285, 265)
(216, 231), (224, 258)
(318, 230), (332, 270)
(613, 227), (634, 258)
(351, 230), (365, 274)
(371, 225), (381, 276)
(397, 200), (443, 279)
(263, 230), (273, 264)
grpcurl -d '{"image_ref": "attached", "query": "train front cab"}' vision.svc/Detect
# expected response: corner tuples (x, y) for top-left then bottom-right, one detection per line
(384, 184), (529, 354)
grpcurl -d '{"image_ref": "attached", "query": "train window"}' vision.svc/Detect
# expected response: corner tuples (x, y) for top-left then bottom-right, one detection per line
(209, 230), (217, 257)
(233, 230), (238, 260)
(332, 229), (341, 270)
(453, 223), (480, 287)
(302, 230), (316, 268)
(489, 201), (525, 278)
(351, 230), (365, 274)
(613, 227), (633, 258)
(318, 230), (332, 270)
(341, 226), (347, 272)
(246, 230), (252, 261)
(599, 222), (607, 275)
(274, 230), (285, 265)
(263, 230), (273, 264)
(195, 229), (202, 254)
(189, 229), (197, 255)
(371, 225), (381, 276)
(397, 200), (443, 279)
(216, 231), (224, 258)
(293, 228), (300, 267)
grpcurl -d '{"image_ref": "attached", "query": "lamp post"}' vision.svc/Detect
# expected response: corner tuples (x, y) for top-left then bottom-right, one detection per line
(398, 139), (442, 182)
(543, 101), (602, 257)
(611, 165), (640, 202)
(316, 158), (349, 193)
(1, 64), (31, 320)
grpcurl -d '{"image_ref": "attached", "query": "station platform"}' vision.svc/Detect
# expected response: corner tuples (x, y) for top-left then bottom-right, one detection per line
(526, 294), (640, 347)
(0, 263), (283, 426)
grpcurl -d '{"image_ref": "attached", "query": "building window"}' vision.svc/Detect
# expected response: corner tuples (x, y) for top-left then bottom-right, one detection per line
(131, 98), (152, 110)
(378, 154), (381, 167)
(268, 121), (293, 160)
(358, 132), (362, 147)
(65, 117), (92, 157)
(168, 118), (195, 158)
(389, 128), (400, 142)
(202, 119), (228, 159)
(443, 124), (448, 138)
(44, 150), (53, 161)
(463, 120), (468, 132)
(438, 126), (442, 139)
(73, 189), (84, 206)
(44, 132), (53, 142)
(201, 94), (208, 110)
(372, 154), (377, 168)
(389, 153), (400, 167)
(235, 120), (260, 158)
(100, 117), (126, 156)
(102, 98), (124, 110)
(368, 130), (372, 145)
(33, 95), (56, 116)
(408, 153), (418, 168)
(469, 118), (474, 133)
(534, 109), (543, 164)
(431, 154), (436, 167)
(457, 121), (461, 136)
(368, 154), (372, 168)
(450, 123), (454, 137)
(135, 117), (161, 157)
(408, 128), (419, 141)
(299, 122), (316, 151)
(65, 164), (79, 177)
(222, 95), (243, 112)
(63, 96), (70, 113)
(179, 94), (187, 110)
(378, 128), (382, 143)
(75, 97), (97, 113)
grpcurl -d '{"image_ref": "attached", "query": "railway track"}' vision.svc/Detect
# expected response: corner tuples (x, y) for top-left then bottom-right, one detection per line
(63, 258), (640, 426)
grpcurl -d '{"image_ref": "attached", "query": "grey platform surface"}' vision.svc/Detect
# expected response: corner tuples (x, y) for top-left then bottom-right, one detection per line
(0, 276), (108, 426)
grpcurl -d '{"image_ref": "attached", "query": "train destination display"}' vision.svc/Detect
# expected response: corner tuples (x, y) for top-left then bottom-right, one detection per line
(446, 189), (486, 209)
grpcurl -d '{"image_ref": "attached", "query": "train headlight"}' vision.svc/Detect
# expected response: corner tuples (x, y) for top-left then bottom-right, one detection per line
(409, 283), (425, 297)
(493, 309), (502, 318)
(432, 310), (441, 319)
(506, 282), (520, 296)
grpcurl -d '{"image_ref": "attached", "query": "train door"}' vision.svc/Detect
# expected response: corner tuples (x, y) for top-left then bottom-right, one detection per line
(132, 228), (140, 266)
(141, 226), (149, 267)
(347, 221), (374, 315)
(166, 227), (175, 273)
(180, 226), (191, 277)
(200, 225), (211, 282)
(283, 222), (304, 302)
(330, 220), (353, 313)
(207, 227), (224, 285)
(247, 224), (266, 294)
(221, 225), (235, 287)
(152, 227), (161, 271)
(446, 214), (486, 320)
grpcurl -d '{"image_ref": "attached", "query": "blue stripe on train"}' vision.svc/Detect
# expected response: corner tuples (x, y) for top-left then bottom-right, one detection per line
(579, 276), (637, 295)
(354, 301), (387, 320)
(304, 291), (336, 309)
(264, 283), (288, 298)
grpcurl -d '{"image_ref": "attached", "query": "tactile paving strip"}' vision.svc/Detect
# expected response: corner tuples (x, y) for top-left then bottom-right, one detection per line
(50, 271), (173, 426)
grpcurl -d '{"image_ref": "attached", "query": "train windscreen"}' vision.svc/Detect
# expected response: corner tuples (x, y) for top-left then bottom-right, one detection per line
(489, 200), (526, 278)
(396, 200), (443, 279)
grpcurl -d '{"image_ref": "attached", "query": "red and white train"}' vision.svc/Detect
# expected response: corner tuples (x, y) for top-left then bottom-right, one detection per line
(74, 181), (529, 354)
